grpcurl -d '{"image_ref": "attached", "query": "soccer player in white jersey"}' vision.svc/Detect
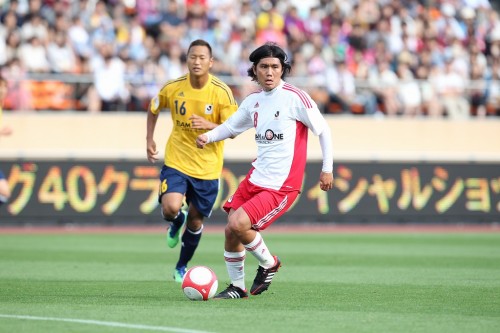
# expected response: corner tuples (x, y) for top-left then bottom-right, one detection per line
(196, 42), (334, 299)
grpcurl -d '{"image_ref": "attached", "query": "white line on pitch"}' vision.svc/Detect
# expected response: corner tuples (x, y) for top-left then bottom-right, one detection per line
(0, 314), (215, 333)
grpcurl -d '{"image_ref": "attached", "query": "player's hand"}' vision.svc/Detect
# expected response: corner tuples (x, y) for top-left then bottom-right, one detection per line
(196, 134), (208, 149)
(319, 171), (334, 191)
(146, 139), (159, 163)
(189, 114), (211, 130)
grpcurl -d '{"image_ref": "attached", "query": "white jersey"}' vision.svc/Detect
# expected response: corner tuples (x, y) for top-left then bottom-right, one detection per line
(224, 80), (328, 191)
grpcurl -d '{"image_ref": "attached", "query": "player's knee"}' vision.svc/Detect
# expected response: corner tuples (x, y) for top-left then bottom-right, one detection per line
(227, 211), (251, 236)
(187, 217), (203, 232)
(161, 205), (181, 221)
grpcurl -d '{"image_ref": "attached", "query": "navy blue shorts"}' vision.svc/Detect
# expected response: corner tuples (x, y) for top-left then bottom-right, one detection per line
(158, 165), (219, 217)
(0, 170), (5, 180)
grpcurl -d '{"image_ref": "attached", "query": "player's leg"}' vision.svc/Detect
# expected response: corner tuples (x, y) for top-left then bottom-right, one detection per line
(215, 179), (285, 298)
(173, 178), (219, 282)
(225, 204), (278, 296)
(235, 186), (299, 295)
(158, 166), (187, 250)
(214, 205), (277, 299)
(175, 204), (203, 275)
(213, 213), (249, 299)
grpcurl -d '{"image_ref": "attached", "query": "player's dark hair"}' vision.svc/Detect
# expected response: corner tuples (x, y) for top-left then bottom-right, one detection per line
(187, 39), (213, 57)
(247, 42), (291, 81)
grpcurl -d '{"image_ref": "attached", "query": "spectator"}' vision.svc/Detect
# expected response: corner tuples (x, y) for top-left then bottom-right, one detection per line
(368, 60), (402, 116)
(18, 36), (50, 73)
(47, 31), (77, 73)
(0, 1), (23, 27)
(432, 56), (470, 119)
(158, 42), (185, 81)
(283, 5), (307, 45)
(1, 58), (34, 111)
(1, 10), (21, 41)
(20, 13), (48, 43)
(91, 44), (129, 111)
(415, 64), (442, 117)
(68, 16), (92, 58)
(487, 59), (500, 115)
(396, 63), (422, 117)
(469, 61), (489, 117)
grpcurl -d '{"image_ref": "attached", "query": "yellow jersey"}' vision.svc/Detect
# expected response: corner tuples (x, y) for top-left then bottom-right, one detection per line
(150, 74), (237, 180)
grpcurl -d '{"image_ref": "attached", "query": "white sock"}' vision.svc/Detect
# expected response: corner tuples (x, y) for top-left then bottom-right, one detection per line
(244, 232), (275, 268)
(224, 250), (246, 291)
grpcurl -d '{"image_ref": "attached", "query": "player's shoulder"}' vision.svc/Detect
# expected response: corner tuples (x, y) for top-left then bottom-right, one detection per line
(281, 82), (307, 97)
(159, 75), (188, 93)
(281, 82), (313, 108)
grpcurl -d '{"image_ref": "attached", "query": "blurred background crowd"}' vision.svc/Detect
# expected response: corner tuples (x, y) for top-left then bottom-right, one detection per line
(1, 0), (499, 117)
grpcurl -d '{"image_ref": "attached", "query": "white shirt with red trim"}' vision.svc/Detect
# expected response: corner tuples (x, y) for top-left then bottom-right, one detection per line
(208, 80), (331, 191)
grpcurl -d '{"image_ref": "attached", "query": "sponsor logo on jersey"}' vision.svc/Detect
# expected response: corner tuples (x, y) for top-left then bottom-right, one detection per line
(255, 129), (284, 143)
(176, 120), (191, 128)
(274, 111), (280, 118)
(254, 102), (259, 108)
(205, 104), (213, 114)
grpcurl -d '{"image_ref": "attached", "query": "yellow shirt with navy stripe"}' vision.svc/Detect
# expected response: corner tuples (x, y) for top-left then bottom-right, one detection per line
(150, 73), (238, 180)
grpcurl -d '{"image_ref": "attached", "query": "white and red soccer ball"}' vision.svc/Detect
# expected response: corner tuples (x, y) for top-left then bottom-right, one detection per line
(181, 266), (218, 301)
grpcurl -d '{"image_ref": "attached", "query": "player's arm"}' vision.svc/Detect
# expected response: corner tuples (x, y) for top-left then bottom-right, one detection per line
(189, 114), (218, 130)
(296, 94), (334, 191)
(318, 125), (334, 191)
(146, 97), (160, 163)
(196, 123), (233, 149)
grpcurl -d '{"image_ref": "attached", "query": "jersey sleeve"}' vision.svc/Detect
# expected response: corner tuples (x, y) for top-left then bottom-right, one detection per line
(149, 88), (169, 115)
(294, 90), (327, 136)
(224, 99), (254, 136)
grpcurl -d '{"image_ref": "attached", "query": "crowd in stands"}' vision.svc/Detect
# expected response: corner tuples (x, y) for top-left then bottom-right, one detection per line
(0, 0), (499, 117)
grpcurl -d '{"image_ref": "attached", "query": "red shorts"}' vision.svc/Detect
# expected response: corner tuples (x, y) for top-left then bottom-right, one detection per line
(223, 177), (300, 231)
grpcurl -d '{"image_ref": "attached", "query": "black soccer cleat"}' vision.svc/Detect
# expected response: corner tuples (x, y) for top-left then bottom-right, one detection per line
(213, 284), (248, 299)
(250, 255), (281, 295)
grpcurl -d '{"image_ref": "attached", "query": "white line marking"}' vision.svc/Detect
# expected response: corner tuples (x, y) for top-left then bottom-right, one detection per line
(0, 314), (215, 333)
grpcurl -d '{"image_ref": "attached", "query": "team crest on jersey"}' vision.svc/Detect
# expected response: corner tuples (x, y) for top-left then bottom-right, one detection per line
(178, 92), (184, 97)
(205, 104), (213, 114)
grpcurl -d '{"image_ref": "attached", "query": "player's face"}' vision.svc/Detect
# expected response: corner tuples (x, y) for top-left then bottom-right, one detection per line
(187, 45), (213, 78)
(254, 57), (283, 91)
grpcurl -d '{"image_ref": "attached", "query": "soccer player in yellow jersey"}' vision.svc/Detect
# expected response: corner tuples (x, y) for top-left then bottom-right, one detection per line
(146, 39), (238, 282)
(0, 75), (13, 207)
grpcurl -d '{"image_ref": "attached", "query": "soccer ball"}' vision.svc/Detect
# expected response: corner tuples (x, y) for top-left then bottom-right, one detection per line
(181, 266), (218, 301)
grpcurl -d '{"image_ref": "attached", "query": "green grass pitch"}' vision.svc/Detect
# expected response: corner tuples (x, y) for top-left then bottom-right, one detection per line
(0, 230), (499, 333)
